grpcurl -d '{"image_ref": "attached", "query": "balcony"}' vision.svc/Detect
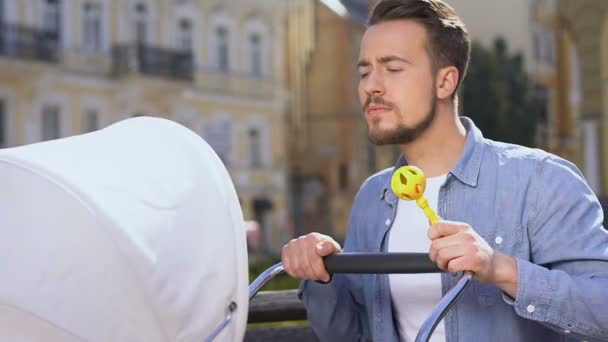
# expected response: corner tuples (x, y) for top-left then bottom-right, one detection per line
(0, 22), (60, 63)
(112, 43), (276, 98)
(112, 44), (194, 81)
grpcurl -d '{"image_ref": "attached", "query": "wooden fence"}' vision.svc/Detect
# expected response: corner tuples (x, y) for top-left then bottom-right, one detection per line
(244, 290), (318, 342)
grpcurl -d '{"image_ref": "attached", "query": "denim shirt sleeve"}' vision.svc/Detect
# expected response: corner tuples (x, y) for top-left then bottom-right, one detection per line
(507, 155), (608, 340)
(297, 186), (372, 342)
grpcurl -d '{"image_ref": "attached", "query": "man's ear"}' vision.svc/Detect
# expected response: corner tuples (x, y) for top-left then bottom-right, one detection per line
(436, 66), (459, 100)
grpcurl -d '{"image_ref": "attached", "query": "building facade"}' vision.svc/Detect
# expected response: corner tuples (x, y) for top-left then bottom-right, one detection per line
(442, 0), (605, 196)
(558, 0), (608, 197)
(0, 0), (291, 253)
(286, 0), (397, 241)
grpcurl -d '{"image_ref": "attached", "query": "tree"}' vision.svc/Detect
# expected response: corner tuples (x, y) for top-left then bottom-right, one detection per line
(462, 38), (542, 147)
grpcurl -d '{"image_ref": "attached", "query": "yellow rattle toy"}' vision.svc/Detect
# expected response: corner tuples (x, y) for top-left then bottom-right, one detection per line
(391, 165), (475, 342)
(390, 165), (441, 224)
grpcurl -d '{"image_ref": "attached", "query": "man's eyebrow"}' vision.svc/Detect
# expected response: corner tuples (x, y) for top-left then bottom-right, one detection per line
(357, 59), (370, 68)
(377, 55), (410, 64)
(357, 55), (410, 68)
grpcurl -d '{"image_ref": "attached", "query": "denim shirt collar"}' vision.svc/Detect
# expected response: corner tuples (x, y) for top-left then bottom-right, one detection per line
(380, 117), (485, 203)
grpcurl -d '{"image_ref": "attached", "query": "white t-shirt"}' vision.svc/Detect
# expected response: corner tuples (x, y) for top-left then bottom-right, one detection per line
(388, 174), (447, 342)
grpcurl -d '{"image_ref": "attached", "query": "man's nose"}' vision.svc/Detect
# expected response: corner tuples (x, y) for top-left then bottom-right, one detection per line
(363, 71), (385, 96)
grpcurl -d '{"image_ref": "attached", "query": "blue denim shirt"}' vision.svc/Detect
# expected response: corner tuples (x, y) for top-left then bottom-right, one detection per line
(299, 117), (608, 342)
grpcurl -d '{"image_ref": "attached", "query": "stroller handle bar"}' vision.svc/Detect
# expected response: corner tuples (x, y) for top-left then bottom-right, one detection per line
(248, 252), (441, 300)
(324, 252), (441, 274)
(243, 252), (472, 342)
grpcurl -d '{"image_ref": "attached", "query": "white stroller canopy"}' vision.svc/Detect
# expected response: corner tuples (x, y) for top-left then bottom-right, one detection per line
(0, 117), (248, 341)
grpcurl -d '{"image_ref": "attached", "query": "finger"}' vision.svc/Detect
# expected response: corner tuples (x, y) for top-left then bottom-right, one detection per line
(290, 237), (316, 280)
(315, 239), (341, 257)
(429, 234), (463, 258)
(311, 246), (331, 282)
(281, 243), (294, 276)
(428, 221), (466, 240)
(446, 256), (468, 274)
(302, 237), (327, 280)
(435, 245), (469, 271)
(302, 246), (322, 280)
(312, 241), (338, 281)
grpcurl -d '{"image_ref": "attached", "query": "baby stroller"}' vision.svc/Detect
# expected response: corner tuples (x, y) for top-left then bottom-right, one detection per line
(0, 117), (469, 342)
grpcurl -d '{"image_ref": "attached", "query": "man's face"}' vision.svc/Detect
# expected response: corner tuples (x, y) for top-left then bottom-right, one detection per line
(358, 20), (437, 145)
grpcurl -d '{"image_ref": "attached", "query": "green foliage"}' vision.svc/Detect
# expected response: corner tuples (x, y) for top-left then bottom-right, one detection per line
(462, 38), (542, 147)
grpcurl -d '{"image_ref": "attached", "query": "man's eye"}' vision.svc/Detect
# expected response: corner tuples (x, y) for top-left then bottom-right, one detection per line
(387, 68), (402, 73)
(359, 73), (369, 78)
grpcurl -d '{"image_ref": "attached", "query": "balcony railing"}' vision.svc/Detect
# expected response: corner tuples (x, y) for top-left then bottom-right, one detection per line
(0, 32), (277, 97)
(112, 43), (276, 98)
(0, 22), (59, 63)
(112, 44), (194, 81)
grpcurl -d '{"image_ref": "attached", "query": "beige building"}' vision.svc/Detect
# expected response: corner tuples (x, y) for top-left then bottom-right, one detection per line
(0, 0), (291, 253)
(445, 0), (549, 75)
(284, 0), (608, 244)
(444, 0), (606, 196)
(558, 0), (608, 197)
(453, 0), (608, 197)
(286, 0), (397, 240)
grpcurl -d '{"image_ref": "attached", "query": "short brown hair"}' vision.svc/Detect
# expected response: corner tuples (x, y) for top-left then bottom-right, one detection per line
(369, 0), (470, 95)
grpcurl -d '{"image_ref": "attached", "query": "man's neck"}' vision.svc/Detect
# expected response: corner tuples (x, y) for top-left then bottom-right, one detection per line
(399, 108), (467, 178)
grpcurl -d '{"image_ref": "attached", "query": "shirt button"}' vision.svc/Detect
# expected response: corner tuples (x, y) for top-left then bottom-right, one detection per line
(526, 304), (535, 313)
(495, 236), (503, 245)
(385, 218), (391, 226)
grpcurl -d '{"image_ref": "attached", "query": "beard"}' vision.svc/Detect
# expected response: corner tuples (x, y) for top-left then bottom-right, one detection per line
(365, 95), (437, 146)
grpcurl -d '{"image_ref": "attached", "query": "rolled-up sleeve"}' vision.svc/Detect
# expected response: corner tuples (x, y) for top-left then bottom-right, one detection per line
(510, 156), (608, 340)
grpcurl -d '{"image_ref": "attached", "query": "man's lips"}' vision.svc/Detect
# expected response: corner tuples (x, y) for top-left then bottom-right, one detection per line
(366, 105), (392, 116)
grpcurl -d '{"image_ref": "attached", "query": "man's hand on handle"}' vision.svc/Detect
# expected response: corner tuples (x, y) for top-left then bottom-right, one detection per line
(428, 220), (518, 298)
(281, 233), (342, 283)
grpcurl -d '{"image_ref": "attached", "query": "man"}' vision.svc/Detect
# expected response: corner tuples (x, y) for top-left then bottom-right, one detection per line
(280, 0), (608, 341)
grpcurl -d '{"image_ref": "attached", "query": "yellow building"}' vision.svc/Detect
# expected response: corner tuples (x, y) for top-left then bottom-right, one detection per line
(286, 0), (397, 241)
(558, 0), (608, 197)
(444, 1), (569, 158)
(440, 0), (607, 197)
(0, 0), (291, 254)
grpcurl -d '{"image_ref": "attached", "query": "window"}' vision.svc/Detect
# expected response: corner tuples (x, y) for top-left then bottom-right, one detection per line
(42, 105), (60, 141)
(177, 18), (193, 52)
(532, 25), (542, 62)
(0, 99), (6, 147)
(82, 109), (98, 133)
(249, 128), (262, 167)
(543, 30), (554, 65)
(82, 2), (102, 52)
(43, 0), (61, 39)
(216, 26), (229, 72)
(249, 33), (262, 77)
(134, 3), (147, 44)
(204, 119), (232, 165)
(532, 25), (554, 66)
